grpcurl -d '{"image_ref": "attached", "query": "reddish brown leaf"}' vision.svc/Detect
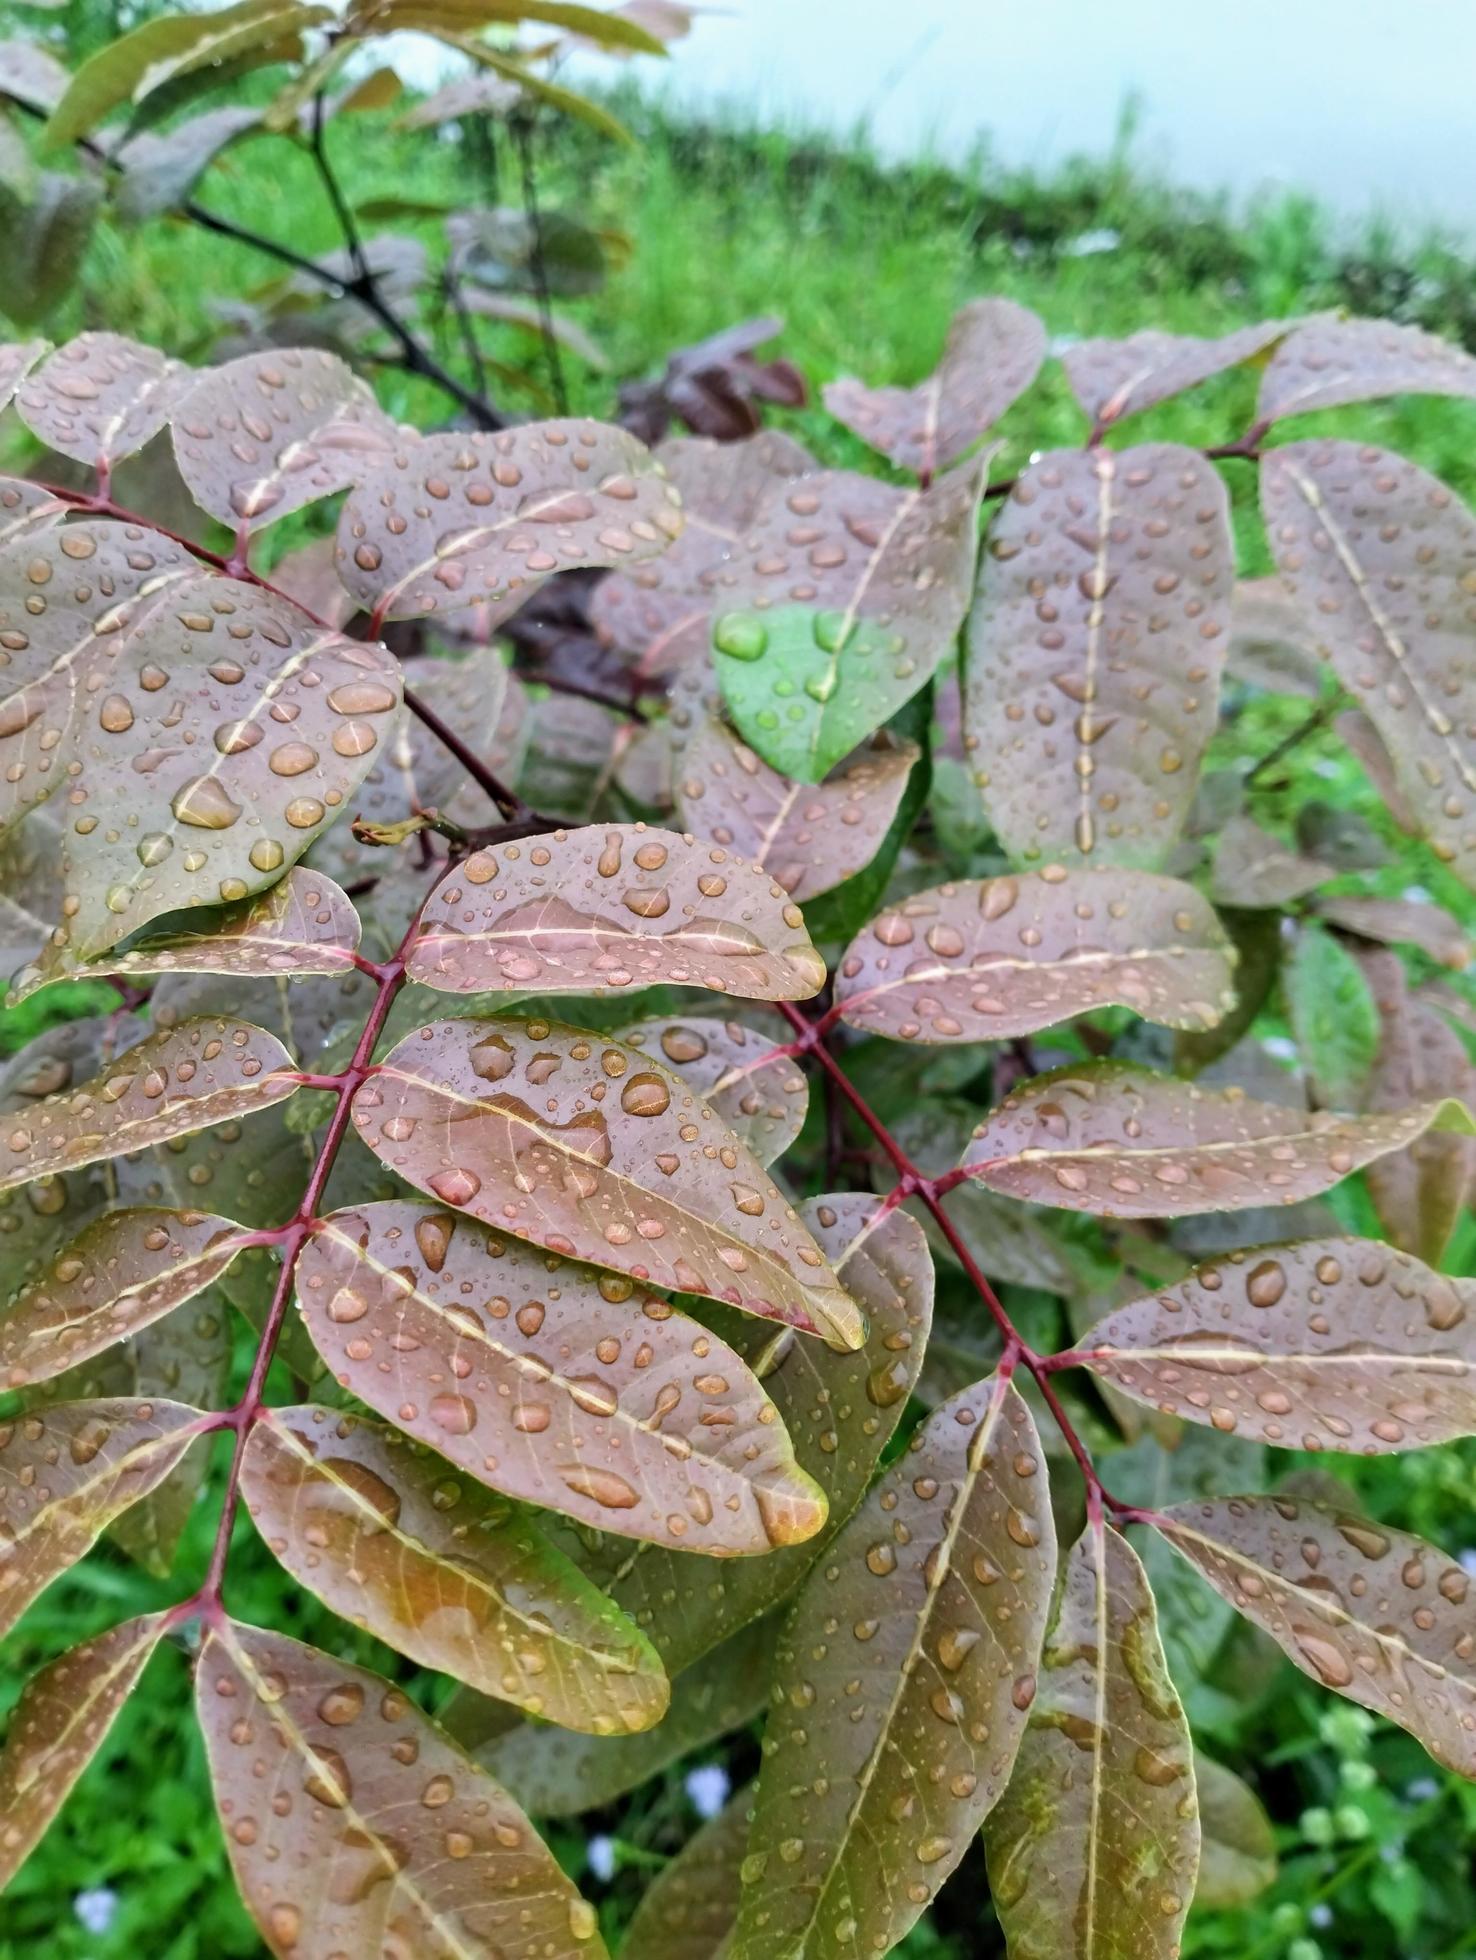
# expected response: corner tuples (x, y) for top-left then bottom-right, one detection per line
(616, 1014), (807, 1165)
(1154, 1496), (1476, 1773)
(834, 865), (1236, 1042)
(1227, 576), (1326, 697)
(1064, 318), (1292, 428)
(15, 334), (190, 472)
(240, 1404), (669, 1733)
(354, 1019), (862, 1345)
(1257, 317), (1476, 422)
(622, 1781), (751, 1960)
(1315, 894), (1471, 970)
(959, 1061), (1474, 1218)
(196, 1620), (608, 1956)
(0, 809), (62, 984)
(336, 420), (683, 622)
(823, 297), (1045, 475)
(0, 1613), (166, 1892)
(965, 445), (1234, 867)
(1210, 816), (1332, 907)
(296, 1199), (829, 1553)
(0, 478), (68, 545)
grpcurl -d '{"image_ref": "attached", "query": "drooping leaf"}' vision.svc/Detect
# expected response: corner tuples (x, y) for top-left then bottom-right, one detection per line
(1153, 1496), (1476, 1773)
(1210, 815), (1331, 908)
(1314, 894), (1471, 970)
(727, 1377), (1057, 1960)
(0, 1613), (167, 1894)
(711, 456), (985, 783)
(622, 1780), (751, 1960)
(240, 1403), (669, 1733)
(296, 1199), (829, 1552)
(1193, 1754), (1278, 1909)
(405, 822), (825, 1000)
(196, 1619), (609, 1957)
(616, 1013), (807, 1165)
(675, 715), (919, 902)
(958, 1060), (1474, 1217)
(0, 1015), (299, 1192)
(354, 1019), (862, 1344)
(1257, 316), (1476, 423)
(823, 297), (1045, 475)
(834, 865), (1236, 1042)
(14, 333), (190, 471)
(984, 1522), (1199, 1960)
(964, 444), (1234, 867)
(1077, 1235), (1476, 1450)
(1, 174), (102, 327)
(0, 1205), (246, 1388)
(442, 36), (637, 141)
(1261, 440), (1476, 886)
(1226, 575), (1326, 697)
(1063, 318), (1293, 428)
(1285, 922), (1381, 1108)
(335, 420), (683, 622)
(112, 105), (266, 224)
(170, 348), (396, 532)
(0, 1397), (205, 1634)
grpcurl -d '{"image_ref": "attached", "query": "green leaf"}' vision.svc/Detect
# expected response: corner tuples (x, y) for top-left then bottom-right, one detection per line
(1285, 923), (1381, 1108)
(1193, 1753), (1277, 1909)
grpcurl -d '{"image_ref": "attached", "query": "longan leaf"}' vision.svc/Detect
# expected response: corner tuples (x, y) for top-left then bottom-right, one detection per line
(835, 865), (1235, 1043)
(964, 444), (1234, 867)
(984, 1523), (1199, 1960)
(405, 823), (826, 1000)
(958, 1061), (1473, 1218)
(240, 1404), (669, 1734)
(1063, 319), (1293, 427)
(14, 333), (190, 471)
(196, 1620), (609, 1958)
(295, 1200), (828, 1555)
(727, 1377), (1058, 1960)
(616, 1014), (808, 1165)
(622, 1781), (751, 1960)
(1257, 317), (1476, 422)
(353, 1019), (862, 1345)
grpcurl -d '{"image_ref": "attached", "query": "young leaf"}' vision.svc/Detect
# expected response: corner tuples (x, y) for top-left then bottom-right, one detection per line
(823, 297), (1046, 476)
(335, 420), (683, 622)
(0, 1612), (167, 1893)
(0, 1398), (205, 1634)
(1261, 440), (1476, 885)
(711, 456), (985, 783)
(1285, 922), (1381, 1108)
(240, 1404), (669, 1734)
(984, 1523), (1199, 1960)
(616, 1013), (808, 1165)
(0, 1015), (298, 1192)
(0, 1205), (247, 1388)
(1062, 319), (1293, 427)
(196, 1619), (608, 1956)
(1210, 815), (1331, 908)
(15, 333), (190, 472)
(622, 1781), (751, 1960)
(354, 1018), (862, 1345)
(727, 1377), (1057, 1960)
(958, 1060), (1475, 1217)
(405, 823), (826, 1000)
(112, 105), (266, 224)
(170, 348), (396, 531)
(0, 338), (48, 410)
(834, 865), (1236, 1043)
(1313, 894), (1471, 971)
(296, 1199), (829, 1553)
(965, 445), (1234, 867)
(1076, 1235), (1476, 1450)
(1193, 1754), (1278, 1909)
(674, 715), (920, 902)
(1257, 316), (1476, 422)
(1153, 1496), (1476, 1773)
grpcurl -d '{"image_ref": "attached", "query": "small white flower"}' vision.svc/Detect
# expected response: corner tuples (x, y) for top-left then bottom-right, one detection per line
(1262, 1035), (1299, 1063)
(586, 1835), (617, 1883)
(1406, 1777), (1439, 1801)
(1311, 759), (1340, 779)
(1048, 334), (1081, 357)
(1310, 1904), (1334, 1929)
(685, 1763), (731, 1820)
(74, 1889), (119, 1935)
(1061, 228), (1121, 258)
(1460, 1549), (1476, 1578)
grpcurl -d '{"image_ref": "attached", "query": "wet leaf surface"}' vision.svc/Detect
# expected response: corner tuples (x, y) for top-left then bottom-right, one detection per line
(15, 333), (189, 471)
(835, 865), (1236, 1042)
(0, 339), (48, 412)
(984, 1522), (1199, 1960)
(196, 1619), (609, 1958)
(1078, 1235), (1476, 1451)
(1285, 923), (1381, 1109)
(958, 1060), (1474, 1218)
(405, 823), (826, 1000)
(727, 1377), (1057, 1960)
(1153, 1495), (1476, 1773)
(1063, 318), (1292, 427)
(296, 1199), (828, 1554)
(354, 1018), (861, 1344)
(615, 1013), (807, 1165)
(1257, 316), (1476, 422)
(0, 809), (63, 984)
(622, 1780), (751, 1960)
(336, 420), (682, 622)
(965, 444), (1234, 867)
(0, 478), (68, 545)
(241, 1403), (669, 1733)
(823, 297), (1045, 475)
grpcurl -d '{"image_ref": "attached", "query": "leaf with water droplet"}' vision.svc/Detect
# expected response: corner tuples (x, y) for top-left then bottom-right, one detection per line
(712, 457), (987, 783)
(240, 1403), (669, 1734)
(0, 1612), (167, 1895)
(196, 1618), (609, 1958)
(405, 822), (826, 1000)
(623, 1780), (753, 1960)
(0, 1397), (205, 1635)
(0, 338), (47, 412)
(824, 297), (1045, 475)
(985, 1521), (1199, 1960)
(836, 865), (1236, 1043)
(1153, 1495), (1476, 1774)
(356, 1018), (862, 1346)
(0, 809), (64, 985)
(1193, 1753), (1277, 1908)
(958, 1060), (1475, 1218)
(1063, 319), (1294, 427)
(15, 333), (190, 472)
(615, 1013), (808, 1165)
(297, 1199), (828, 1554)
(1258, 315), (1476, 422)
(0, 477), (68, 547)
(727, 1376), (1057, 1960)
(965, 444), (1234, 869)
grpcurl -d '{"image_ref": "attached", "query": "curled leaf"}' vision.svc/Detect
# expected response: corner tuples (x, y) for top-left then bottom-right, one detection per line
(1063, 319), (1292, 427)
(15, 333), (189, 472)
(1258, 316), (1476, 422)
(616, 1014), (807, 1165)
